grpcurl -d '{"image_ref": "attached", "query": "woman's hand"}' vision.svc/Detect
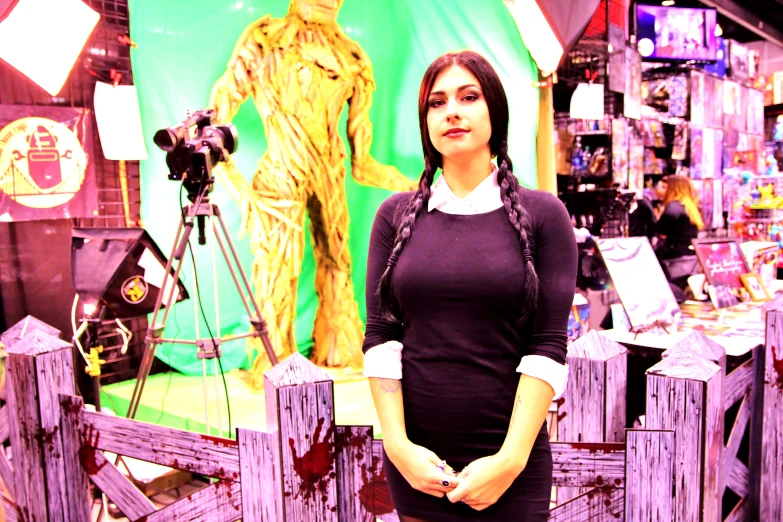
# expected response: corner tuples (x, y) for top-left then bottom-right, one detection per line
(385, 439), (460, 497)
(446, 454), (523, 510)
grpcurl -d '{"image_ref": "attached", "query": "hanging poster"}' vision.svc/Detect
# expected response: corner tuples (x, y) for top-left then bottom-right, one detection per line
(608, 25), (626, 94)
(612, 118), (629, 187)
(691, 127), (703, 179)
(628, 125), (644, 191)
(712, 77), (724, 129)
(624, 47), (642, 120)
(702, 127), (716, 179)
(691, 70), (705, 126)
(747, 88), (764, 135)
(712, 178), (724, 229)
(0, 105), (97, 222)
(702, 178), (714, 229)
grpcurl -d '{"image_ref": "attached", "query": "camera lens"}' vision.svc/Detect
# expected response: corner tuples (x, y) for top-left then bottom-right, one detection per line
(154, 125), (186, 152)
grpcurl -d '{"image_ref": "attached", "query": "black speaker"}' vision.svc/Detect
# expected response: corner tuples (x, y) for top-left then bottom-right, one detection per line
(71, 228), (188, 320)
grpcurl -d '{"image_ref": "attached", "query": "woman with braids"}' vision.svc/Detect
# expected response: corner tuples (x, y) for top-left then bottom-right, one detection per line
(362, 50), (578, 521)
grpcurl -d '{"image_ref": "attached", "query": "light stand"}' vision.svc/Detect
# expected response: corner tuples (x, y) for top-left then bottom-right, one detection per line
(125, 192), (278, 436)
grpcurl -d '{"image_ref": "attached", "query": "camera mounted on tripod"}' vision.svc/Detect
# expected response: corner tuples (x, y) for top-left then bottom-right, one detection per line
(153, 109), (238, 202)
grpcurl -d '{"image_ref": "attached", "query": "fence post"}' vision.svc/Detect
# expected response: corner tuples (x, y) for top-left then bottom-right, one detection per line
(624, 429), (675, 521)
(760, 310), (783, 520)
(3, 317), (77, 522)
(645, 343), (724, 522)
(264, 352), (338, 521)
(557, 330), (627, 503)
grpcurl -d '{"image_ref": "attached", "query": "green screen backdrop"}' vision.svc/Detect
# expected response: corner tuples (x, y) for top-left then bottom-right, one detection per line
(129, 0), (539, 375)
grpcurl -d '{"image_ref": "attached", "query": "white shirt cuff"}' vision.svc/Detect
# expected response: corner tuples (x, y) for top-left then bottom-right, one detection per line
(516, 355), (569, 400)
(362, 341), (403, 379)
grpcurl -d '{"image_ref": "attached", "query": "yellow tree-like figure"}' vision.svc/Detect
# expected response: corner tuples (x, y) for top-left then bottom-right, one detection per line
(209, 0), (414, 387)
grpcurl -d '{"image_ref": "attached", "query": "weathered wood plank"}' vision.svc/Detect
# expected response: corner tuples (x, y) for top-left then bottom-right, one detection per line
(35, 349), (75, 522)
(761, 311), (783, 521)
(2, 493), (18, 522)
(142, 480), (242, 522)
(725, 360), (753, 410)
(703, 357), (725, 522)
(277, 381), (338, 521)
(371, 439), (398, 522)
(82, 410), (240, 481)
(604, 353), (627, 443)
(726, 457), (750, 498)
(0, 443), (13, 499)
(0, 406), (8, 443)
(238, 427), (281, 522)
(624, 429), (675, 522)
(83, 448), (156, 520)
(6, 354), (47, 521)
(748, 350), (765, 519)
(548, 486), (624, 522)
(336, 425), (373, 522)
(558, 356), (605, 503)
(59, 395), (92, 522)
(551, 442), (625, 488)
(725, 496), (751, 522)
(723, 395), (751, 497)
(646, 374), (704, 522)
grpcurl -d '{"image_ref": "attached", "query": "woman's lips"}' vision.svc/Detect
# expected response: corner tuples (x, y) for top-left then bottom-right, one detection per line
(444, 129), (468, 138)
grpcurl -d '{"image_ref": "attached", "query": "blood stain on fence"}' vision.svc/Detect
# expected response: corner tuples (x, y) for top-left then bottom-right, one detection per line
(288, 417), (336, 502)
(358, 468), (394, 515)
(771, 345), (783, 389)
(78, 447), (107, 475)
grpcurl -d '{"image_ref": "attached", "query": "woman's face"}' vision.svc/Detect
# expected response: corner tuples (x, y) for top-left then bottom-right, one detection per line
(426, 65), (492, 163)
(655, 180), (668, 200)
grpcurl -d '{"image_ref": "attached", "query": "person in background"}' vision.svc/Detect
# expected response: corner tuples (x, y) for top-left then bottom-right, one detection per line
(655, 174), (703, 260)
(655, 174), (704, 296)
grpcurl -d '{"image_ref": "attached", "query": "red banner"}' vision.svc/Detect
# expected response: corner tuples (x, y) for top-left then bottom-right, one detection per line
(0, 105), (97, 221)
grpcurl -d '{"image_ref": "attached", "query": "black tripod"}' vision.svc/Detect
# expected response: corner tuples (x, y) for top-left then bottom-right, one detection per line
(125, 195), (278, 433)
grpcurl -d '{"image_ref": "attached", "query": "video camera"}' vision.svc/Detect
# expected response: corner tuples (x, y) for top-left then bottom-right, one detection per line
(153, 109), (238, 202)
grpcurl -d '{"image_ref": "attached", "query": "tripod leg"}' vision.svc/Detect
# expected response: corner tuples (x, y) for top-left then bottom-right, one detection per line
(213, 210), (278, 366)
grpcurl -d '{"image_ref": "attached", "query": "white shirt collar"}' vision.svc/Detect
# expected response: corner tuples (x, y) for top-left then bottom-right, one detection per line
(427, 169), (503, 215)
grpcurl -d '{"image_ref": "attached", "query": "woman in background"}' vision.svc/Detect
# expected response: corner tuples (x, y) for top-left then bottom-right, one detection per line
(655, 174), (704, 260)
(656, 174), (704, 293)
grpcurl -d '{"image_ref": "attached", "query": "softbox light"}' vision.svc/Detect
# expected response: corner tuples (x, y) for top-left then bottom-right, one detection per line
(0, 0), (100, 95)
(505, 0), (602, 74)
(71, 228), (188, 320)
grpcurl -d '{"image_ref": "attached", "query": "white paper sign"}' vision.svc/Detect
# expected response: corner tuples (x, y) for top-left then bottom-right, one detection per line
(94, 82), (148, 160)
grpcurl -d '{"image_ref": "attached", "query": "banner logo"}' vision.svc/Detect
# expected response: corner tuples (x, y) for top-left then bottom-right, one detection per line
(0, 117), (88, 208)
(121, 276), (149, 304)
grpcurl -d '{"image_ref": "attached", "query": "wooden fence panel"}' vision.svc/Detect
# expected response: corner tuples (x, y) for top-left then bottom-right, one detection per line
(761, 311), (783, 521)
(549, 486), (624, 522)
(336, 425), (374, 522)
(141, 480), (242, 522)
(372, 439), (399, 522)
(725, 360), (753, 410)
(59, 395), (93, 522)
(35, 349), (75, 522)
(2, 493), (17, 522)
(0, 405), (8, 443)
(82, 410), (240, 480)
(5, 353), (46, 522)
(624, 429), (674, 522)
(0, 440), (13, 499)
(550, 442), (625, 488)
(238, 427), (280, 522)
(83, 448), (156, 520)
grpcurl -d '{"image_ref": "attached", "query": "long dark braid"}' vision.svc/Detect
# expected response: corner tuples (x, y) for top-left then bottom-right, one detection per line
(496, 140), (539, 323)
(377, 157), (437, 321)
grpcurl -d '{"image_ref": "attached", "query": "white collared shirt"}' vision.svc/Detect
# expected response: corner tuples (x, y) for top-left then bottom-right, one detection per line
(363, 171), (570, 399)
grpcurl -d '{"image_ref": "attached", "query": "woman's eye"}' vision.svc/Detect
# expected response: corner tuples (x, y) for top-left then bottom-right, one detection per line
(429, 100), (444, 108)
(464, 94), (478, 101)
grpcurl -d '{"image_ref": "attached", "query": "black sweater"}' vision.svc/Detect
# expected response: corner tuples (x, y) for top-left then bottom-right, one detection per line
(363, 187), (578, 462)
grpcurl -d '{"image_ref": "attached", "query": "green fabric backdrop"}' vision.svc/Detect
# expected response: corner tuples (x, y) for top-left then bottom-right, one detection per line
(129, 0), (539, 375)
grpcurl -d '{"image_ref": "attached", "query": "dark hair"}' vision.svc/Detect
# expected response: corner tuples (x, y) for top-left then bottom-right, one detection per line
(377, 50), (539, 323)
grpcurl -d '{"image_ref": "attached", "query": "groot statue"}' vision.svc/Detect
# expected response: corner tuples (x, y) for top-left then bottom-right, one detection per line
(209, 0), (414, 387)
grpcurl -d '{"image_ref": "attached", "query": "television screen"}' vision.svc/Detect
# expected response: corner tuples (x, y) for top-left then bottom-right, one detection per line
(636, 5), (717, 62)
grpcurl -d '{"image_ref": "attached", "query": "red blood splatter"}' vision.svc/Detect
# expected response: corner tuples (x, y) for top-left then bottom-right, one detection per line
(199, 434), (238, 448)
(557, 412), (568, 421)
(288, 417), (336, 501)
(568, 442), (623, 454)
(358, 469), (395, 515)
(771, 345), (783, 390)
(79, 447), (107, 475)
